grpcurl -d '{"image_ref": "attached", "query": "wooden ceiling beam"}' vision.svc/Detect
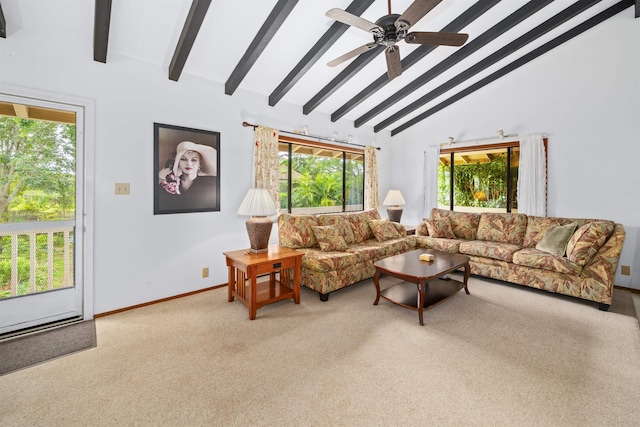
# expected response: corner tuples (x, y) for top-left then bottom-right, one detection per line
(93, 0), (112, 63)
(391, 0), (635, 136)
(330, 0), (500, 123)
(302, 45), (384, 115)
(169, 0), (212, 81)
(269, 0), (375, 107)
(354, 0), (553, 128)
(375, 0), (600, 133)
(225, 0), (298, 95)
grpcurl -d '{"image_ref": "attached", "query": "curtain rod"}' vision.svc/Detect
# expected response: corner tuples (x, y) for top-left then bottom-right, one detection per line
(440, 133), (521, 148)
(242, 121), (380, 150)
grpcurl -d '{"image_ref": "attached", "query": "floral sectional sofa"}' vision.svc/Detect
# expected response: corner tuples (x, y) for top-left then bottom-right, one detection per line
(277, 209), (414, 301)
(415, 209), (626, 310)
(277, 208), (625, 310)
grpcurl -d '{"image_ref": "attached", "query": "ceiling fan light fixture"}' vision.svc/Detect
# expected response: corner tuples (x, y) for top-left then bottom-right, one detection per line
(326, 0), (468, 78)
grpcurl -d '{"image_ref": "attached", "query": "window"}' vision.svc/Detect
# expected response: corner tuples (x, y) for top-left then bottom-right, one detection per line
(438, 141), (546, 213)
(278, 136), (364, 214)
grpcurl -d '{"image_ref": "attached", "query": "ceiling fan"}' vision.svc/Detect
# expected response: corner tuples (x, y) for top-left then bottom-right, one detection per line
(326, 0), (469, 79)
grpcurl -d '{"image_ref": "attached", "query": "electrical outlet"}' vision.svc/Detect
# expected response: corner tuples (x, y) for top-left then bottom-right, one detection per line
(115, 183), (130, 195)
(621, 265), (631, 276)
(202, 267), (209, 278)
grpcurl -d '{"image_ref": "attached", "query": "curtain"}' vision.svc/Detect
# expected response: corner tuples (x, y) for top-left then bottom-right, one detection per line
(423, 145), (440, 219)
(517, 133), (546, 216)
(364, 146), (379, 210)
(253, 126), (280, 209)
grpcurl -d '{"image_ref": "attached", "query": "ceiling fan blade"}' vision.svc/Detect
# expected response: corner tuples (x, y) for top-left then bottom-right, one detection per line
(396, 0), (443, 31)
(326, 8), (382, 34)
(327, 42), (378, 67)
(385, 46), (402, 80)
(405, 32), (469, 46)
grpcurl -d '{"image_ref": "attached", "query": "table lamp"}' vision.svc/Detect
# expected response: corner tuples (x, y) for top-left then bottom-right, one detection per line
(237, 188), (277, 253)
(383, 189), (406, 223)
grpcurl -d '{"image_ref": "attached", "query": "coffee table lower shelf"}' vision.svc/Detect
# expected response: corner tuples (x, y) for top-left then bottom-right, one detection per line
(379, 278), (464, 311)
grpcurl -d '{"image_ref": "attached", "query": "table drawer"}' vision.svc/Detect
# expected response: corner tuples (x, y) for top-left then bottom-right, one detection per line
(253, 256), (297, 275)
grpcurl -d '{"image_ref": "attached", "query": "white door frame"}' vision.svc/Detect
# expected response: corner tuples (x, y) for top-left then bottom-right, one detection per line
(0, 83), (95, 324)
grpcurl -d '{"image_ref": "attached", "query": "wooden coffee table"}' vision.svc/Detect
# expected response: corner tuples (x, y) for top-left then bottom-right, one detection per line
(373, 249), (470, 325)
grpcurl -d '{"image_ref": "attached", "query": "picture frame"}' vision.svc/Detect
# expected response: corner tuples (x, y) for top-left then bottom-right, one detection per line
(153, 123), (221, 215)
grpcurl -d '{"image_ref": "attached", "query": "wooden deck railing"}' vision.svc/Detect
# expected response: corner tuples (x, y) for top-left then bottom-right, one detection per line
(0, 220), (74, 298)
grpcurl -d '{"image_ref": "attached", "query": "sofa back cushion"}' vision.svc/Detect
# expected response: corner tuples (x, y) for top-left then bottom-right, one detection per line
(431, 208), (480, 240)
(424, 218), (456, 239)
(277, 214), (319, 248)
(348, 209), (381, 243)
(566, 220), (615, 266)
(523, 216), (592, 248)
(317, 213), (356, 244)
(368, 219), (402, 242)
(524, 216), (574, 248)
(476, 213), (528, 245)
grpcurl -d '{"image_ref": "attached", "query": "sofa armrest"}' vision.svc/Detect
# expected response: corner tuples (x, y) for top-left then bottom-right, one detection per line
(582, 223), (625, 287)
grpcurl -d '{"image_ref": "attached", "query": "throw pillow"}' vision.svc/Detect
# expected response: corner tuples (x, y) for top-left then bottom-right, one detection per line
(566, 220), (615, 266)
(368, 219), (402, 242)
(535, 222), (578, 257)
(424, 218), (456, 239)
(311, 225), (349, 252)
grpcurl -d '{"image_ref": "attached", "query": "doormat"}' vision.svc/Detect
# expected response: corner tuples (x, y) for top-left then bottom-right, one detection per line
(0, 319), (96, 376)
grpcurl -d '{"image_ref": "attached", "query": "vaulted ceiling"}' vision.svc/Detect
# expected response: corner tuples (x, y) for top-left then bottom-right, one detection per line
(3, 1), (638, 136)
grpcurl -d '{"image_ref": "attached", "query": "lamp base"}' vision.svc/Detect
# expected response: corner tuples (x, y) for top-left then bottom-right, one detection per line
(387, 207), (403, 223)
(246, 216), (273, 253)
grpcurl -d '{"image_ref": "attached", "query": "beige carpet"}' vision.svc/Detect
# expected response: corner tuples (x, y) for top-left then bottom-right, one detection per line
(1, 274), (639, 426)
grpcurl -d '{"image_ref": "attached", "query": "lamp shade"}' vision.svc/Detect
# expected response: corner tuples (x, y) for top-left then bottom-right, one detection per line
(237, 188), (277, 217)
(383, 190), (406, 207)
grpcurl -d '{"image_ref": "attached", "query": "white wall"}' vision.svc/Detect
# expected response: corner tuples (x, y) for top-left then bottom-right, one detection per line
(385, 11), (640, 289)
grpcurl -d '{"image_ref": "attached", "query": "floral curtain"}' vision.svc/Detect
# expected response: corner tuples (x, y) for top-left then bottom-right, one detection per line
(253, 126), (280, 209)
(517, 133), (546, 216)
(364, 146), (379, 210)
(423, 145), (440, 218)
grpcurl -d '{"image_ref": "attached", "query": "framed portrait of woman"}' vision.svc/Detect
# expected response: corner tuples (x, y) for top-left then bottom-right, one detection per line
(153, 123), (221, 215)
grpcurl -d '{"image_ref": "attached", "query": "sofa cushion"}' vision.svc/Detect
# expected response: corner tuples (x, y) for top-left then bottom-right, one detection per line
(297, 248), (359, 272)
(311, 226), (349, 252)
(523, 216), (582, 248)
(566, 221), (615, 266)
(432, 208), (480, 240)
(459, 240), (522, 262)
(278, 214), (319, 248)
(414, 236), (463, 253)
(317, 213), (356, 244)
(476, 213), (528, 245)
(368, 219), (402, 242)
(424, 218), (456, 239)
(348, 209), (381, 243)
(348, 237), (414, 261)
(513, 248), (583, 275)
(535, 222), (578, 257)
(345, 244), (387, 263)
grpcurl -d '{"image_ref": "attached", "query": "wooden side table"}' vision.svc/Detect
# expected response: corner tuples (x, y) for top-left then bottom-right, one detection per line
(224, 245), (303, 320)
(404, 225), (417, 236)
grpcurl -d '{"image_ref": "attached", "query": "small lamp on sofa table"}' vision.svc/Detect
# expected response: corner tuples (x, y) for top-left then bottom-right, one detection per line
(237, 188), (278, 253)
(383, 189), (406, 223)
